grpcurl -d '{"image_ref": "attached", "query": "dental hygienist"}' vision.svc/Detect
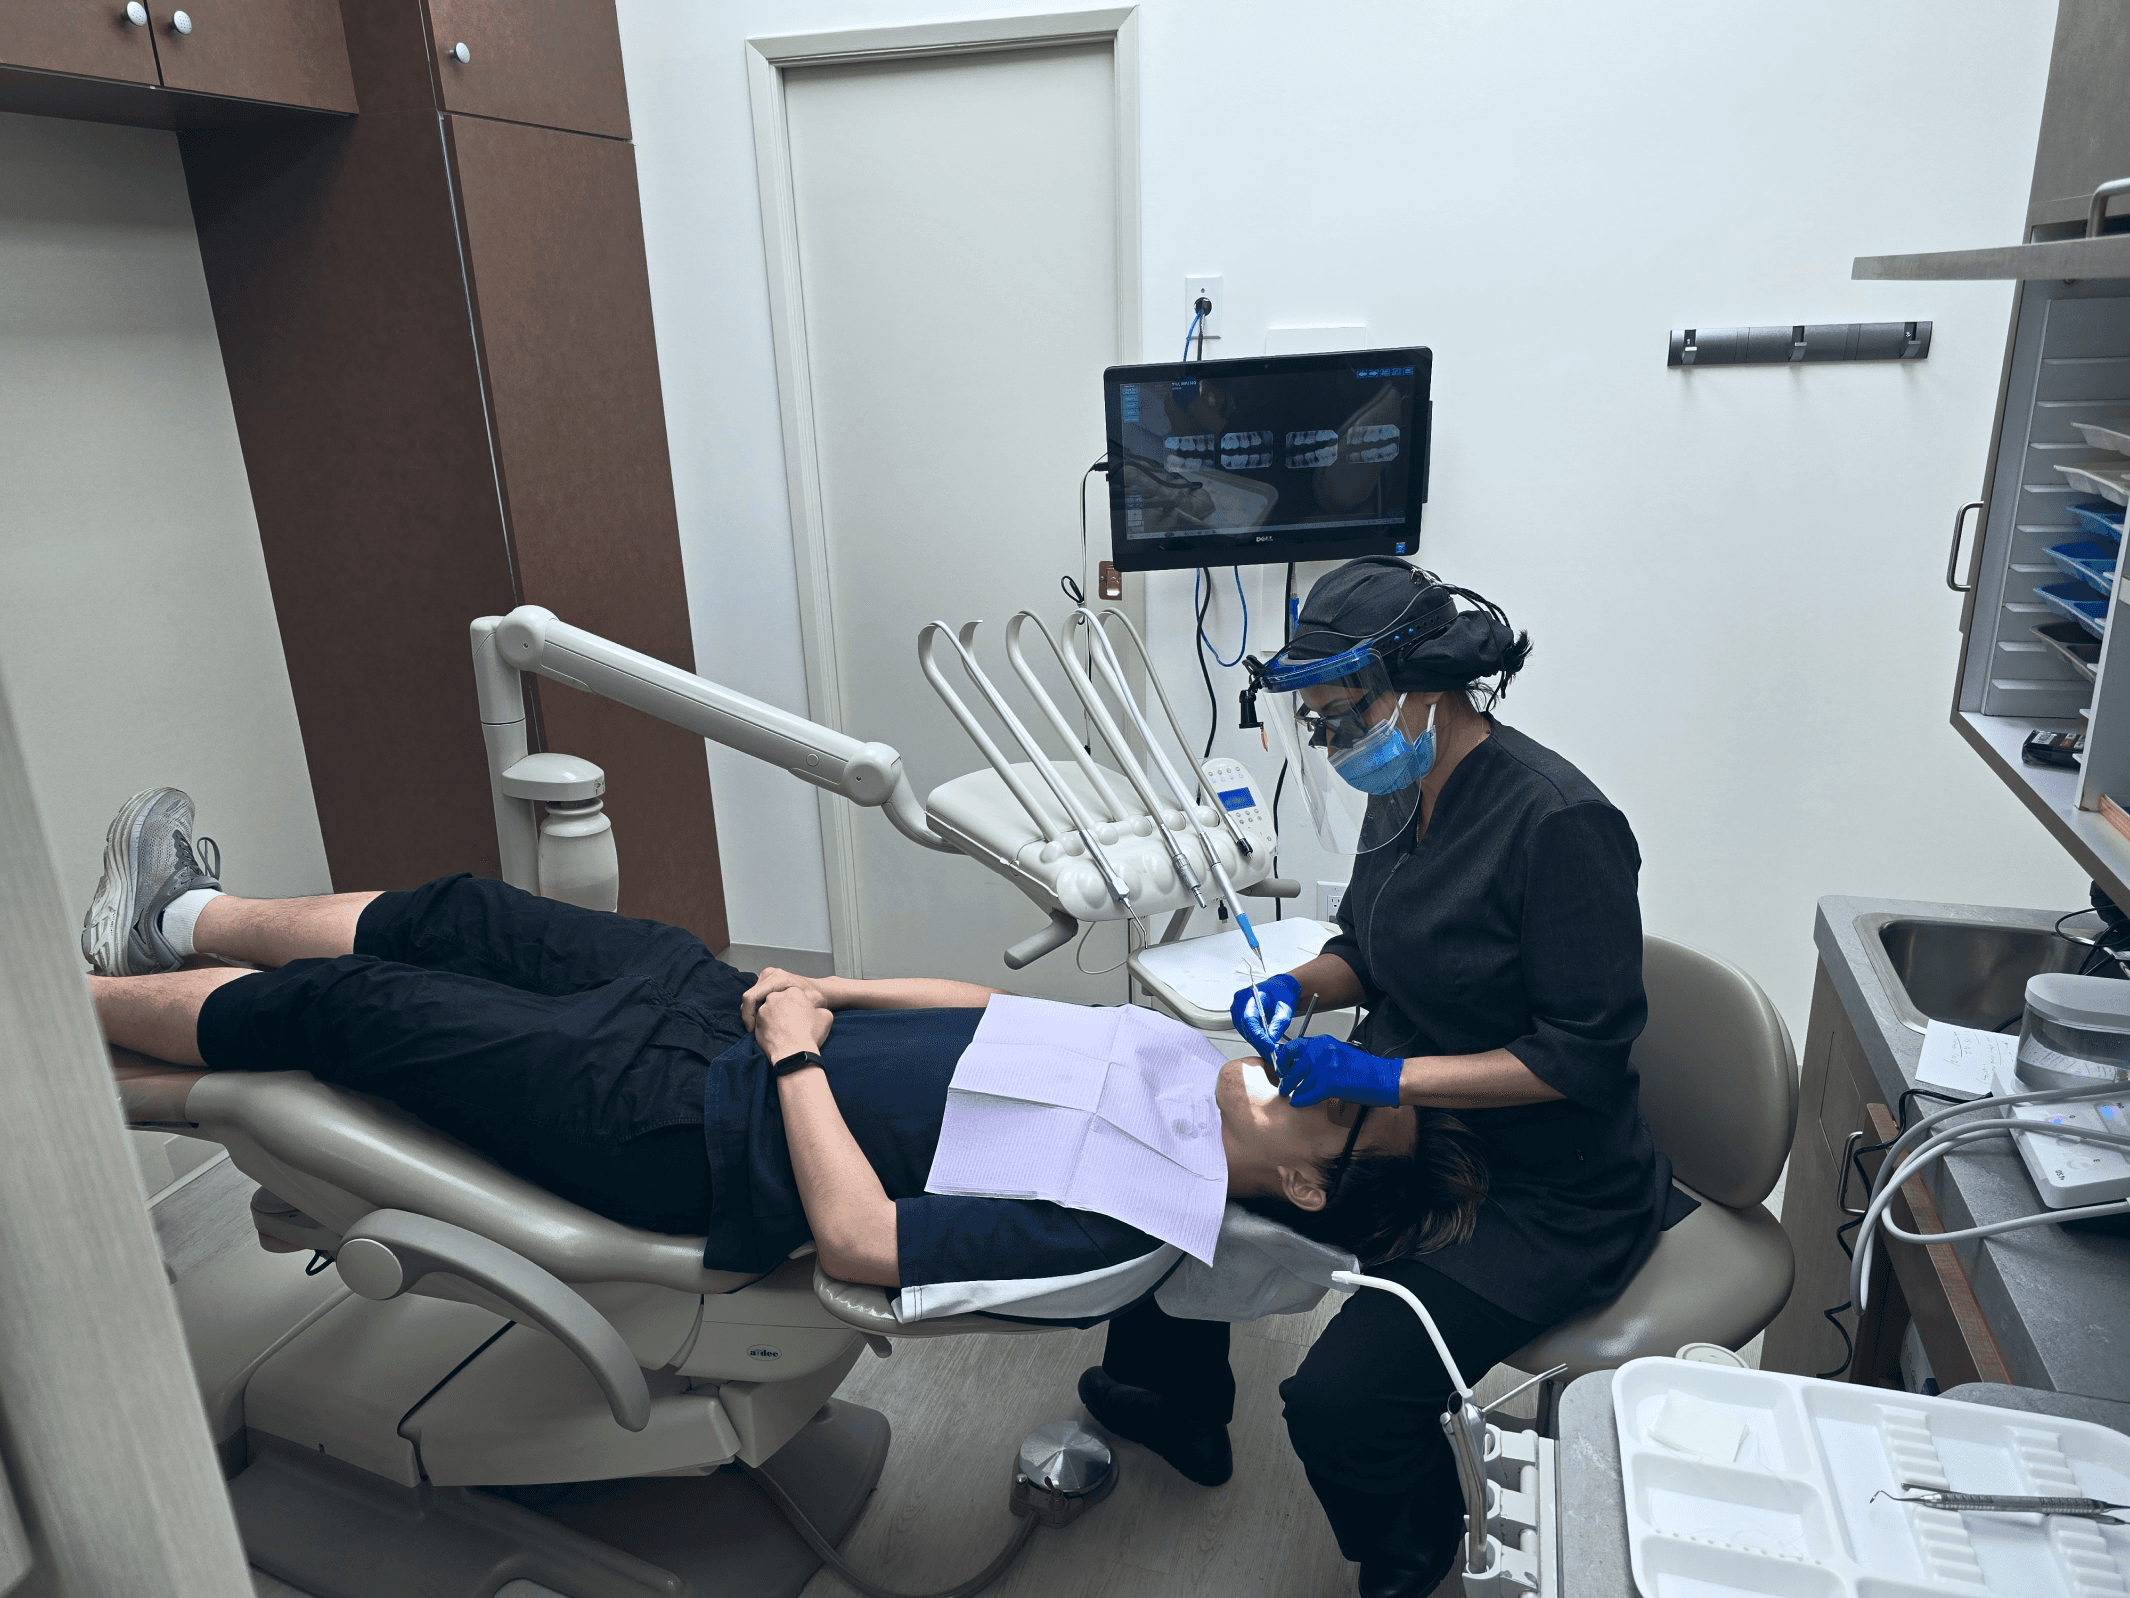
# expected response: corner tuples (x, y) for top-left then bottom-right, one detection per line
(1078, 558), (1689, 1598)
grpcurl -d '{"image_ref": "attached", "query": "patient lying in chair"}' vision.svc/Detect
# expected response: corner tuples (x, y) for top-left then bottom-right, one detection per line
(86, 788), (1485, 1324)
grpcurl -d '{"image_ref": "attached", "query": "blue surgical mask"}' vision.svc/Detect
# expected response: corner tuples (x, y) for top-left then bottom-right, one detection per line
(1329, 696), (1436, 795)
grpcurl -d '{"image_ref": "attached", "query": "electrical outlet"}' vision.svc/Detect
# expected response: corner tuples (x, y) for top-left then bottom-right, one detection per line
(1185, 275), (1222, 345)
(1317, 881), (1346, 922)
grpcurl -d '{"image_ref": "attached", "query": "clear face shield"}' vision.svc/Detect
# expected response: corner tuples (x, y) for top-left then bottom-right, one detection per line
(1258, 640), (1431, 855)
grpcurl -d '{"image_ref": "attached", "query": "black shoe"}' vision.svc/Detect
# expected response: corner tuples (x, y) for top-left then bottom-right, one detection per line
(1356, 1528), (1461, 1597)
(1076, 1367), (1232, 1487)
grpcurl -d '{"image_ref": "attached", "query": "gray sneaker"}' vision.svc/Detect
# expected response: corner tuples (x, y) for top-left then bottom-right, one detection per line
(80, 787), (224, 977)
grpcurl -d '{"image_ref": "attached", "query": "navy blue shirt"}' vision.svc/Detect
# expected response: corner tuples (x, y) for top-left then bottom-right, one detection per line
(700, 1008), (1166, 1316)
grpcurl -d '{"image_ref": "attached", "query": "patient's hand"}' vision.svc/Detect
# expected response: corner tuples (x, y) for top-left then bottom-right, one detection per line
(742, 967), (835, 1029)
(751, 984), (834, 1058)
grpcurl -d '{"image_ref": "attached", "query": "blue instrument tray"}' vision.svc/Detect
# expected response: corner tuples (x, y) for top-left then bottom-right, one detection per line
(2039, 580), (2109, 641)
(2047, 540), (2119, 597)
(2070, 499), (2126, 544)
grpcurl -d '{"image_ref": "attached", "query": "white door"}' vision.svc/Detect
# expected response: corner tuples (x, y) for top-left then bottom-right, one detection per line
(778, 38), (1133, 997)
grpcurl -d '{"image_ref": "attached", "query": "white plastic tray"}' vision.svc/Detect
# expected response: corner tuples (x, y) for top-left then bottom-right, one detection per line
(2073, 418), (2130, 457)
(2057, 459), (2130, 507)
(1613, 1357), (2130, 1598)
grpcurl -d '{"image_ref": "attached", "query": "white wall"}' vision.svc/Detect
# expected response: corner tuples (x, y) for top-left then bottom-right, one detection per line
(620, 0), (2088, 1033)
(0, 113), (330, 933)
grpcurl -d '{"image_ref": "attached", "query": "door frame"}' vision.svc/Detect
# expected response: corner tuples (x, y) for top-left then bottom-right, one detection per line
(745, 9), (1143, 975)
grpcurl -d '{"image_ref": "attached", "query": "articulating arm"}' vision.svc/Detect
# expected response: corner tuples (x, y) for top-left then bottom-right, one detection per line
(473, 607), (952, 856)
(337, 1209), (651, 1431)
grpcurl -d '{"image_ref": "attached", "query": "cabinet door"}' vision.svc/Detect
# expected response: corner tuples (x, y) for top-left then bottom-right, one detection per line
(446, 114), (725, 948)
(147, 0), (354, 112)
(428, 0), (628, 140)
(2029, 0), (2130, 229)
(0, 0), (160, 84)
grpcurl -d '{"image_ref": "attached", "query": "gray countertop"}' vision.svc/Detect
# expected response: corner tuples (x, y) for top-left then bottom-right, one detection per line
(1557, 1371), (2130, 1597)
(1815, 896), (2130, 1400)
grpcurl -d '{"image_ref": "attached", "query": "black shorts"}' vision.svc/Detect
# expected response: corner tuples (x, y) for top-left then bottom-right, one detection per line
(197, 874), (755, 1234)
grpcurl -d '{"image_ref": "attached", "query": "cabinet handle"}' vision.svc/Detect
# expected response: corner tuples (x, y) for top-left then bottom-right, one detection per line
(123, 2), (147, 25)
(1946, 500), (1983, 592)
(2090, 177), (2130, 239)
(169, 9), (192, 35)
(1836, 1129), (1869, 1216)
(449, 41), (470, 64)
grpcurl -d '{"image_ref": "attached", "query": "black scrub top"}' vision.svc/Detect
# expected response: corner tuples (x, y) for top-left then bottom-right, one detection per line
(1319, 720), (1689, 1326)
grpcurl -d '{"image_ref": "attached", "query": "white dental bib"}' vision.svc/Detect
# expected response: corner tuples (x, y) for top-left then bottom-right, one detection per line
(925, 996), (1229, 1262)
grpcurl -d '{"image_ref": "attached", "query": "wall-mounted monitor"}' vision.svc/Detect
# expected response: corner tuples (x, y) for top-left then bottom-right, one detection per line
(1103, 347), (1430, 573)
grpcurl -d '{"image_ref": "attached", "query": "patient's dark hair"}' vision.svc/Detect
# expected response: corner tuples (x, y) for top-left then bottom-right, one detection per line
(1234, 1110), (1489, 1265)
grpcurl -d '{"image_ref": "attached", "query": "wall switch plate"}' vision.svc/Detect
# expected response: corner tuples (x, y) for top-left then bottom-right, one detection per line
(1318, 880), (1346, 921)
(1185, 275), (1222, 344)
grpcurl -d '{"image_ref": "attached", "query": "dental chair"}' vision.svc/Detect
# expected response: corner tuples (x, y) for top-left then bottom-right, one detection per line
(1505, 933), (1799, 1431)
(150, 1066), (1056, 1598)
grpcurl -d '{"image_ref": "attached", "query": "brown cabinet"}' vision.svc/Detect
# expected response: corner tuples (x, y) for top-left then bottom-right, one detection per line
(0, 0), (161, 85)
(427, 0), (629, 139)
(146, 0), (354, 113)
(0, 0), (352, 126)
(181, 0), (726, 948)
(1762, 963), (2010, 1388)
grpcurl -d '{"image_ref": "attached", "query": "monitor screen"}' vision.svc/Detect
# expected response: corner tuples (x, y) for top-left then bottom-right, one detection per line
(1103, 347), (1429, 573)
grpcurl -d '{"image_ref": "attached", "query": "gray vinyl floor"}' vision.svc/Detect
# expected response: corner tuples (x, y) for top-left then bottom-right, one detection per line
(154, 1151), (1539, 1598)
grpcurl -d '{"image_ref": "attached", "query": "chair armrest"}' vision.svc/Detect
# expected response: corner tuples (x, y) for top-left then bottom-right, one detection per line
(809, 1265), (1059, 1339)
(338, 1209), (650, 1432)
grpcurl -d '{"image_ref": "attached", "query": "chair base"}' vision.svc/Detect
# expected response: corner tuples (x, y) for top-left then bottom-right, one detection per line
(236, 1398), (890, 1598)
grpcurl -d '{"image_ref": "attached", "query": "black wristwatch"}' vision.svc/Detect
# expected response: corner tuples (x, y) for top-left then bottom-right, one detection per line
(772, 1049), (824, 1078)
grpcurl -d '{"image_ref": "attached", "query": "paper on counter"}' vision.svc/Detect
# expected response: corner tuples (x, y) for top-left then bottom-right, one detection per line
(1915, 1019), (2019, 1096)
(927, 996), (1230, 1262)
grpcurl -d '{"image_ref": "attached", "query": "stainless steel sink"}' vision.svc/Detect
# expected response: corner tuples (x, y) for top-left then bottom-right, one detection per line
(1863, 914), (2105, 1033)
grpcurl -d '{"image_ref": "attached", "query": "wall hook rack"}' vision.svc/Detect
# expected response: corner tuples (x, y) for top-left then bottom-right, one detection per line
(1669, 321), (1931, 367)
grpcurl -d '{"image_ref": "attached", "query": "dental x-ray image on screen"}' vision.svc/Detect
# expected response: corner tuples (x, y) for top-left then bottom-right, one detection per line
(1103, 347), (1430, 573)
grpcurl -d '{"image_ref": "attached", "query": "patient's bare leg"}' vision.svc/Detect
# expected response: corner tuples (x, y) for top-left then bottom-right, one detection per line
(192, 891), (381, 968)
(89, 968), (251, 1067)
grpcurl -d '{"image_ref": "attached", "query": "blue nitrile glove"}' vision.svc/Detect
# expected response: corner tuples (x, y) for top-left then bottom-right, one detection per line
(1277, 1034), (1404, 1109)
(1230, 972), (1300, 1064)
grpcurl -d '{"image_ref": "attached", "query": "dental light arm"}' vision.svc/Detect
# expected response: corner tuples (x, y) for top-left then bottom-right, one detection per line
(472, 608), (952, 891)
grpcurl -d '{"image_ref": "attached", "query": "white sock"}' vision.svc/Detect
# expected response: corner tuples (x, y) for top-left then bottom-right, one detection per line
(161, 888), (223, 958)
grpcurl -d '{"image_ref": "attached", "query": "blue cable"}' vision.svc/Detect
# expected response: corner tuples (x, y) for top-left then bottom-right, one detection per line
(1195, 566), (1248, 668)
(1182, 310), (1204, 361)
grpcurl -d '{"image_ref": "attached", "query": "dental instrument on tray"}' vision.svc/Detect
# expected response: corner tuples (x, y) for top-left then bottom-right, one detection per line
(473, 603), (1292, 976)
(1875, 1485), (2128, 1523)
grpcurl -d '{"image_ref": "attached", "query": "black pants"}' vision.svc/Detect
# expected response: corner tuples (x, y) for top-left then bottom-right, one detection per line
(197, 874), (753, 1233)
(1101, 1259), (1544, 1565)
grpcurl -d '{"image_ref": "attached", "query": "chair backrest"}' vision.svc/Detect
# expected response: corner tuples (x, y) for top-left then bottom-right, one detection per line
(184, 1070), (758, 1295)
(1633, 934), (1797, 1208)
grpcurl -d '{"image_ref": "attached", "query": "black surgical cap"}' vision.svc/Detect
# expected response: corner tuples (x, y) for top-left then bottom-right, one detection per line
(1291, 557), (1525, 693)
